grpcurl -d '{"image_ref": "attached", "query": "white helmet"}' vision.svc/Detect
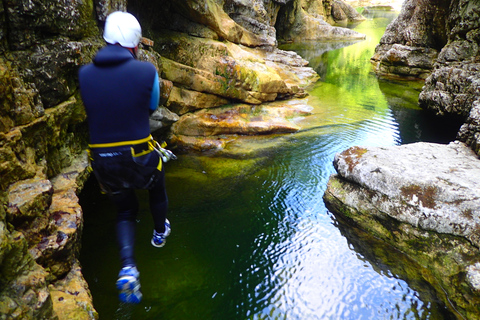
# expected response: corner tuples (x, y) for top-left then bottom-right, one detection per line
(103, 11), (142, 48)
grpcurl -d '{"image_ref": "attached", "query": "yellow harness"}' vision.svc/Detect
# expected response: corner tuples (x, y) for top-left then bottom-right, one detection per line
(88, 135), (167, 172)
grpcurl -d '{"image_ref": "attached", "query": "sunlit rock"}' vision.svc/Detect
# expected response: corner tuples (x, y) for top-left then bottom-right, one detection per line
(166, 87), (230, 116)
(417, 0), (480, 155)
(49, 261), (98, 320)
(372, 0), (480, 156)
(156, 31), (316, 104)
(324, 141), (480, 319)
(371, 0), (447, 79)
(171, 100), (313, 151)
(276, 0), (367, 42)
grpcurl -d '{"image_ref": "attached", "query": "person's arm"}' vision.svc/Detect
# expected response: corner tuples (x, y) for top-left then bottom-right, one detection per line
(149, 71), (160, 115)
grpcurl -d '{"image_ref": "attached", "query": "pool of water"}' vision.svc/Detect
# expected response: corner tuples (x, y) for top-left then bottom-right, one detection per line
(80, 9), (460, 320)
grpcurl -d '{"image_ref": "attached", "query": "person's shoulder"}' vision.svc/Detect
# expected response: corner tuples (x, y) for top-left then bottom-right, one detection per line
(133, 59), (156, 69)
(129, 59), (157, 75)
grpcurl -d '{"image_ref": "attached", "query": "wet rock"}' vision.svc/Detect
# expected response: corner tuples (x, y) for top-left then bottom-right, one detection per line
(324, 141), (480, 318)
(0, 228), (53, 319)
(0, 152), (93, 319)
(31, 153), (90, 281)
(6, 178), (53, 243)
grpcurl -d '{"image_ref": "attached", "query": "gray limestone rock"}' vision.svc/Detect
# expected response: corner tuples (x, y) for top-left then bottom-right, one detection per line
(332, 141), (480, 246)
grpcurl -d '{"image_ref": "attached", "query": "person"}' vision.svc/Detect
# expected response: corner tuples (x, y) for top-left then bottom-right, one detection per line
(78, 11), (172, 304)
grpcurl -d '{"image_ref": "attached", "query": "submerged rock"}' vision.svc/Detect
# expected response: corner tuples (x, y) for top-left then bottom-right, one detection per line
(324, 141), (480, 318)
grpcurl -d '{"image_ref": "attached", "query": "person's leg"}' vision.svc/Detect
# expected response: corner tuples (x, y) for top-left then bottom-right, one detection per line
(110, 189), (139, 267)
(149, 169), (171, 247)
(110, 188), (143, 303)
(149, 169), (168, 233)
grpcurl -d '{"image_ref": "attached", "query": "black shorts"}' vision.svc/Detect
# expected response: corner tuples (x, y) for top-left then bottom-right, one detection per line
(90, 147), (163, 194)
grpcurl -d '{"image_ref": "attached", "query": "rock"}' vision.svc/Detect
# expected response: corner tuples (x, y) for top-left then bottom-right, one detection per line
(332, 1), (348, 22)
(276, 0), (366, 42)
(159, 79), (173, 107)
(329, 141), (480, 245)
(373, 0), (480, 155)
(6, 178), (53, 241)
(149, 106), (180, 134)
(95, 0), (127, 22)
(166, 86), (230, 116)
(419, 64), (480, 118)
(0, 228), (53, 319)
(0, 151), (94, 319)
(49, 261), (98, 320)
(4, 0), (98, 51)
(371, 43), (438, 79)
(458, 100), (480, 155)
(156, 31), (318, 108)
(132, 0), (277, 47)
(170, 99), (313, 150)
(323, 141), (480, 319)
(31, 152), (90, 280)
(371, 0), (449, 78)
(344, 0), (404, 11)
(417, 0), (480, 154)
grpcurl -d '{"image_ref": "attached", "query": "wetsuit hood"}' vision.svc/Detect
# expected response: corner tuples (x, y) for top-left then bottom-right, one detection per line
(93, 45), (135, 66)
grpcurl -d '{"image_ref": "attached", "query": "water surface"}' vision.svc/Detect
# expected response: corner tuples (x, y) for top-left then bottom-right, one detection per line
(80, 9), (459, 319)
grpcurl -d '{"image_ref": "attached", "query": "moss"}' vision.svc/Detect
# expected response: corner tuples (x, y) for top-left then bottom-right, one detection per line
(462, 208), (474, 220)
(341, 146), (368, 171)
(400, 185), (438, 209)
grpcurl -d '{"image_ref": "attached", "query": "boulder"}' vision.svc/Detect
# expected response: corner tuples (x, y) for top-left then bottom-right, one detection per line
(170, 99), (313, 151)
(324, 141), (480, 319)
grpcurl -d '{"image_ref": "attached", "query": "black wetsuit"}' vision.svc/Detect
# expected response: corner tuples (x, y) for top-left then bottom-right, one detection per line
(79, 44), (167, 267)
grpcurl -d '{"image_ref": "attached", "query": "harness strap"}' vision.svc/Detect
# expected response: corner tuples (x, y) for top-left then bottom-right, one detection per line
(88, 135), (153, 149)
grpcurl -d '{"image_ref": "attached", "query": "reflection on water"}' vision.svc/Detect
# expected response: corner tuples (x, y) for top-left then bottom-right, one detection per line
(80, 8), (458, 320)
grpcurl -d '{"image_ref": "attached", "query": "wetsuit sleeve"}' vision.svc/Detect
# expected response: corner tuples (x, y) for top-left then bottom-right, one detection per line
(149, 71), (160, 114)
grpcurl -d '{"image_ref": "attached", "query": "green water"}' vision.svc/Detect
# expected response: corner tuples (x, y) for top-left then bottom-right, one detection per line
(80, 10), (460, 320)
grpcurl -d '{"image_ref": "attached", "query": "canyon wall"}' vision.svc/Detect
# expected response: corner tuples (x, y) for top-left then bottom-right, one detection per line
(372, 0), (480, 156)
